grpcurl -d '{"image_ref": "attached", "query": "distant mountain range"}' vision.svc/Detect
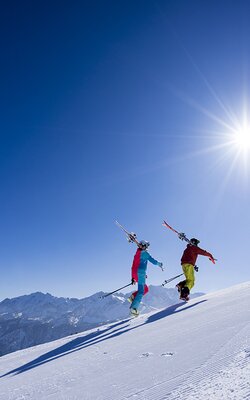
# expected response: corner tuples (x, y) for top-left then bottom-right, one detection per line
(0, 287), (204, 356)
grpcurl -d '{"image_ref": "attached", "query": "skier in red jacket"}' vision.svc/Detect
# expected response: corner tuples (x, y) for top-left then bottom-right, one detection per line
(177, 238), (215, 301)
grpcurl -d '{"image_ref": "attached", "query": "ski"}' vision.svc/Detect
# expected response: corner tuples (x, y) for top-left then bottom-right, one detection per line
(162, 220), (190, 243)
(162, 219), (216, 264)
(115, 221), (140, 246)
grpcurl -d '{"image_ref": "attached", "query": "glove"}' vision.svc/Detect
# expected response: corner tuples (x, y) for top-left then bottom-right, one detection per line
(158, 262), (164, 271)
(131, 278), (137, 285)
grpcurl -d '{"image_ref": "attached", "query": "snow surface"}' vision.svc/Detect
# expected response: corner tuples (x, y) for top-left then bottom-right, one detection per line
(0, 286), (196, 356)
(0, 282), (249, 400)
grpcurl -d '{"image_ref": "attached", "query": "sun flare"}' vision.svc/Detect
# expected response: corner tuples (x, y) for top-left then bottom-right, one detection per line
(181, 89), (250, 170)
(233, 124), (250, 150)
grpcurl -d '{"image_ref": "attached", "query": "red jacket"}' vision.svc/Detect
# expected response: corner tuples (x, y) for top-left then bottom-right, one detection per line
(181, 244), (213, 266)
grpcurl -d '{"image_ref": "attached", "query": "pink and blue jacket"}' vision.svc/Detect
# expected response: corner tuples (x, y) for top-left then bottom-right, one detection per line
(131, 248), (160, 281)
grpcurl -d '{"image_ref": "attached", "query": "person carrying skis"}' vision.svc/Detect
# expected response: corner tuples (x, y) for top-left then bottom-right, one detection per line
(177, 238), (215, 300)
(128, 240), (164, 316)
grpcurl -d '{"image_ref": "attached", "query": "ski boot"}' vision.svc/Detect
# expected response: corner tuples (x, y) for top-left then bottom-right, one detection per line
(176, 283), (182, 293)
(180, 286), (190, 301)
(130, 307), (139, 316)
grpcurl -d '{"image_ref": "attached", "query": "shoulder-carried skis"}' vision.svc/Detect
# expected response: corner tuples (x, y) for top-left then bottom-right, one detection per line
(162, 220), (190, 243)
(162, 219), (216, 264)
(115, 221), (140, 246)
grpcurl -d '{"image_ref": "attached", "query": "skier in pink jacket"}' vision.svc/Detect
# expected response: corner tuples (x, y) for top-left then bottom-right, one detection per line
(129, 240), (163, 316)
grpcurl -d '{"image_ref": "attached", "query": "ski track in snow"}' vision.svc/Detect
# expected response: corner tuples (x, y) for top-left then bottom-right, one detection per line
(170, 348), (250, 400)
(124, 323), (250, 400)
(124, 285), (250, 400)
(0, 282), (249, 400)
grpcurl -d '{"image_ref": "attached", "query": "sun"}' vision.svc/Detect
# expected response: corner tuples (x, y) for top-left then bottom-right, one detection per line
(184, 92), (250, 163)
(171, 69), (250, 181)
(232, 124), (250, 151)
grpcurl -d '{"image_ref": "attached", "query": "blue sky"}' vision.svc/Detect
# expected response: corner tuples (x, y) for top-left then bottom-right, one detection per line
(0, 1), (250, 300)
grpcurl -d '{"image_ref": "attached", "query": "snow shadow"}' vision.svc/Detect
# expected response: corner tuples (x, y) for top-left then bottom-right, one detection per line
(146, 300), (207, 324)
(0, 319), (131, 377)
(1, 300), (206, 377)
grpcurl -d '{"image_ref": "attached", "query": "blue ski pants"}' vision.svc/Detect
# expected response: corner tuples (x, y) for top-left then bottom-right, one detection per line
(131, 271), (147, 310)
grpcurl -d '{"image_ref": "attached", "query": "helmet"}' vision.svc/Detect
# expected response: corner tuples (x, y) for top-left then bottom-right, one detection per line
(139, 240), (150, 249)
(190, 238), (200, 246)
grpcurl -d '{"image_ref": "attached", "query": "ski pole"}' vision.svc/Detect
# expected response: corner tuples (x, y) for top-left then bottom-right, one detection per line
(100, 283), (132, 299)
(162, 273), (184, 286)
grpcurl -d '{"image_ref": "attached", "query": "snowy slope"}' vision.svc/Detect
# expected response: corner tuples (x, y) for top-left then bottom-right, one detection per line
(0, 282), (249, 400)
(0, 286), (203, 356)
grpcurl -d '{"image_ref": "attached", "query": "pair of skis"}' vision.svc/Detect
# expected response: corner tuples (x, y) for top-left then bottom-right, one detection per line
(115, 220), (140, 246)
(162, 220), (189, 243)
(162, 220), (216, 264)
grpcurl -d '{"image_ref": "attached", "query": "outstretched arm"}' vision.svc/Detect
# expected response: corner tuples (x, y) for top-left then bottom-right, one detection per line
(144, 252), (164, 270)
(197, 247), (216, 263)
